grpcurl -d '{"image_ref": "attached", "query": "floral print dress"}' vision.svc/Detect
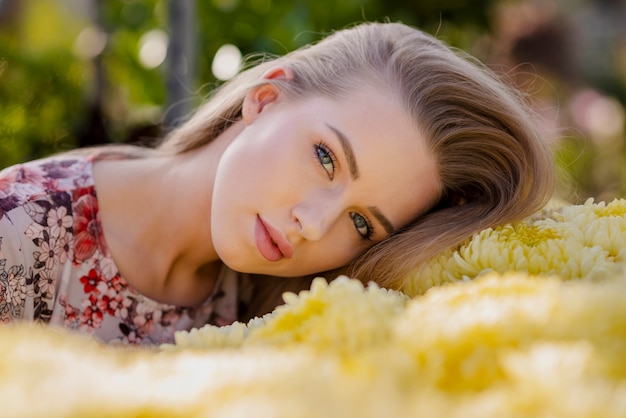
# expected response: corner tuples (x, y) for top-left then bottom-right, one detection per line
(0, 155), (237, 345)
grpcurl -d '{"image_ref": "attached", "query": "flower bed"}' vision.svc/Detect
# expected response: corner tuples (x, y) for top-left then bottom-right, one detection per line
(0, 199), (625, 417)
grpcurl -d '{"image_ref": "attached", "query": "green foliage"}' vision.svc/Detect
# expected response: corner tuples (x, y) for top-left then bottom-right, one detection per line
(0, 0), (497, 170)
(100, 1), (166, 107)
(0, 38), (87, 167)
(1, 0), (624, 201)
(193, 0), (495, 85)
(0, 0), (87, 167)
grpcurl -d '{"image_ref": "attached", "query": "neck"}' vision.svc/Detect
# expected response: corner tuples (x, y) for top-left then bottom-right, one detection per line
(92, 121), (244, 306)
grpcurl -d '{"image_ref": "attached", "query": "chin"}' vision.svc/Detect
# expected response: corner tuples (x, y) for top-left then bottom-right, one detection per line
(224, 261), (310, 278)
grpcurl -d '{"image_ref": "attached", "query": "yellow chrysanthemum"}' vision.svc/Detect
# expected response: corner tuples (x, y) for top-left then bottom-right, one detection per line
(394, 272), (626, 393)
(2, 272), (626, 418)
(246, 277), (407, 354)
(400, 199), (626, 297)
(169, 276), (408, 356)
(1, 199), (626, 417)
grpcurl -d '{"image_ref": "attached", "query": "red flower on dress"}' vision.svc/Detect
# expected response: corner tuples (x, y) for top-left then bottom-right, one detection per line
(79, 268), (104, 294)
(56, 294), (79, 328)
(96, 295), (116, 316)
(72, 187), (107, 262)
(96, 273), (127, 296)
(79, 294), (104, 330)
(96, 293), (132, 318)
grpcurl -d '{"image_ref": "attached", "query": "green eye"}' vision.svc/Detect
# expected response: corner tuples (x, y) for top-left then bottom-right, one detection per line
(350, 212), (372, 240)
(315, 143), (335, 178)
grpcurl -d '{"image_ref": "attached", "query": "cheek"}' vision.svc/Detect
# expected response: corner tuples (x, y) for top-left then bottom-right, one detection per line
(300, 231), (364, 271)
(213, 144), (270, 202)
(219, 136), (289, 181)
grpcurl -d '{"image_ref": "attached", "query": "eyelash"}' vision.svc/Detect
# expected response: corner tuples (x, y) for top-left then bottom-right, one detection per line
(350, 212), (375, 241)
(314, 141), (336, 180)
(314, 142), (374, 241)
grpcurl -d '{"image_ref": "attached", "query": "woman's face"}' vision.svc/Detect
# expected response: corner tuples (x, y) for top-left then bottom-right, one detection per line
(210, 83), (440, 277)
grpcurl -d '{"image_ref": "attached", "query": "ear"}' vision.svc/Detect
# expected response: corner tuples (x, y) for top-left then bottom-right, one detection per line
(241, 66), (294, 124)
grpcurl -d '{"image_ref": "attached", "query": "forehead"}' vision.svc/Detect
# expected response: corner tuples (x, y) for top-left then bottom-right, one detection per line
(321, 89), (441, 228)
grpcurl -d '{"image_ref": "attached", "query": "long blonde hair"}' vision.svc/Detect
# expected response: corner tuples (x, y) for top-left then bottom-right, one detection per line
(159, 22), (555, 288)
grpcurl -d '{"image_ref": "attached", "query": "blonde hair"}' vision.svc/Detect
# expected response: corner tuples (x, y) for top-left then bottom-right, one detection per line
(159, 22), (555, 289)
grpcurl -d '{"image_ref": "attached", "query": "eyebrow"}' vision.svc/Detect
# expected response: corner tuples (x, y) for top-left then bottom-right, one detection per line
(326, 123), (360, 180)
(369, 206), (396, 235)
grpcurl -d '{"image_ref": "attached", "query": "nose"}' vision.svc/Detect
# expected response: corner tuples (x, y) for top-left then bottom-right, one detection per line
(291, 193), (344, 241)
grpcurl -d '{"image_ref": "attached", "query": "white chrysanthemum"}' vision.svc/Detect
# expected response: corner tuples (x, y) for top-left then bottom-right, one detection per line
(561, 198), (626, 258)
(165, 312), (274, 351)
(166, 321), (251, 351)
(400, 199), (626, 297)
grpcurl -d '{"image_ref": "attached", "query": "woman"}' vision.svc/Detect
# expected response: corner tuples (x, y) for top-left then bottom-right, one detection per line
(0, 22), (554, 344)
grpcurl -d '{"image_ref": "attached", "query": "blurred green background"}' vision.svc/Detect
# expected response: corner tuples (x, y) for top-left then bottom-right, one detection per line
(1, 0), (625, 202)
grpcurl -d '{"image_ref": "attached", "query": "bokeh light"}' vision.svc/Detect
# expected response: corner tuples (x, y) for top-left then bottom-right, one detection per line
(73, 26), (107, 59)
(138, 29), (168, 69)
(211, 44), (242, 81)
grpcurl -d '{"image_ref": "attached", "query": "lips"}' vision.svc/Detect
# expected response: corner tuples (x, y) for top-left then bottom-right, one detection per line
(255, 215), (294, 262)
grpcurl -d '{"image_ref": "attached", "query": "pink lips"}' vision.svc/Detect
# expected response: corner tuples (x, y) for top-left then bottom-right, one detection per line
(255, 215), (294, 262)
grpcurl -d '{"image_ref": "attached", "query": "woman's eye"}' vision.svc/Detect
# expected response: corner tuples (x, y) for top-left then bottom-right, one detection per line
(350, 212), (373, 240)
(315, 143), (335, 179)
